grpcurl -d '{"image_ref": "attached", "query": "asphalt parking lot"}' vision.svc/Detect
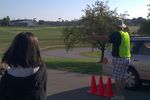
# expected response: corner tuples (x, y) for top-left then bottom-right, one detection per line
(46, 69), (150, 100)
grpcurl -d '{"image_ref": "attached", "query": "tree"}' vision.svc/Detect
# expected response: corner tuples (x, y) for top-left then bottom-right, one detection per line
(138, 20), (150, 35)
(147, 4), (150, 19)
(38, 20), (45, 25)
(0, 19), (1, 26)
(1, 16), (10, 26)
(137, 4), (150, 35)
(130, 17), (146, 26)
(63, 0), (122, 62)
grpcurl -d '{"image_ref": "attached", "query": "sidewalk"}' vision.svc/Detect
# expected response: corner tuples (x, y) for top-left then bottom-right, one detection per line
(42, 48), (99, 59)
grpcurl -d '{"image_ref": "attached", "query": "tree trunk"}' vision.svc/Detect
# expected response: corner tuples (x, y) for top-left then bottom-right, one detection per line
(100, 42), (105, 63)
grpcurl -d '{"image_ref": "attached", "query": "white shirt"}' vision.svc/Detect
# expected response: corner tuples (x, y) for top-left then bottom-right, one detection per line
(7, 66), (40, 77)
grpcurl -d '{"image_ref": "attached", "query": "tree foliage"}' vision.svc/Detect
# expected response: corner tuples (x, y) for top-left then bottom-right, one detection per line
(147, 4), (150, 19)
(81, 1), (117, 34)
(137, 4), (150, 35)
(138, 20), (150, 35)
(62, 0), (122, 61)
(38, 20), (45, 25)
(1, 16), (10, 26)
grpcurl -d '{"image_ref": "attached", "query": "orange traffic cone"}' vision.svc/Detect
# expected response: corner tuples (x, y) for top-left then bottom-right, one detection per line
(103, 76), (114, 97)
(96, 76), (104, 96)
(87, 74), (97, 94)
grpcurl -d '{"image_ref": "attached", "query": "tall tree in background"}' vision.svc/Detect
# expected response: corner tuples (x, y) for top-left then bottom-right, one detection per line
(1, 16), (10, 26)
(138, 4), (150, 35)
(147, 4), (150, 19)
(63, 0), (120, 62)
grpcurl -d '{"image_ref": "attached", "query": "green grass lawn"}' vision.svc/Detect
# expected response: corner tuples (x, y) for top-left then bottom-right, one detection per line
(0, 26), (64, 56)
(43, 57), (103, 75)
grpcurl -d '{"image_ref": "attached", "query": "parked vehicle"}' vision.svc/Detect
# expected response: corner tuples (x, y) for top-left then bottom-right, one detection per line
(102, 36), (150, 90)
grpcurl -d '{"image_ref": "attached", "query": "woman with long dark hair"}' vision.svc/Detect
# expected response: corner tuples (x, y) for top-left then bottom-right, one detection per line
(0, 32), (47, 100)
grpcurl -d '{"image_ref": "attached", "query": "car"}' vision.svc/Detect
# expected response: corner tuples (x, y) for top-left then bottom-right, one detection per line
(102, 36), (150, 90)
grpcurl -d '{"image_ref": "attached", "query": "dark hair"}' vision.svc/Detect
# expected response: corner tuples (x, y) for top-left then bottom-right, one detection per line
(1, 32), (42, 68)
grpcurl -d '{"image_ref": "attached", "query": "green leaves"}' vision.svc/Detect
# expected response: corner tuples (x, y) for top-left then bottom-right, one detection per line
(138, 20), (150, 35)
(63, 0), (118, 51)
(62, 26), (88, 51)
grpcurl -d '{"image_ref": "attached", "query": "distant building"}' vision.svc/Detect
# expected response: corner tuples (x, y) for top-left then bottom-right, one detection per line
(10, 19), (37, 27)
(18, 19), (37, 26)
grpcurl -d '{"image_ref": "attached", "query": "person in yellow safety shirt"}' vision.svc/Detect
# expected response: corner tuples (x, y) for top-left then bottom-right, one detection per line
(89, 19), (131, 100)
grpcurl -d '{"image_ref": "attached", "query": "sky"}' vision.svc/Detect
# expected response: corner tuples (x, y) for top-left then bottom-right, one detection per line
(0, 0), (149, 21)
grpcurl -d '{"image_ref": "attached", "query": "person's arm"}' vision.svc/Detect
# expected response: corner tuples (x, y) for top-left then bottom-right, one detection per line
(89, 32), (110, 42)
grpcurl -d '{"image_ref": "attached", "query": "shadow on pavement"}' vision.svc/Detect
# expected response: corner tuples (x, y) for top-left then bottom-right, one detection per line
(47, 84), (150, 100)
(47, 87), (109, 100)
